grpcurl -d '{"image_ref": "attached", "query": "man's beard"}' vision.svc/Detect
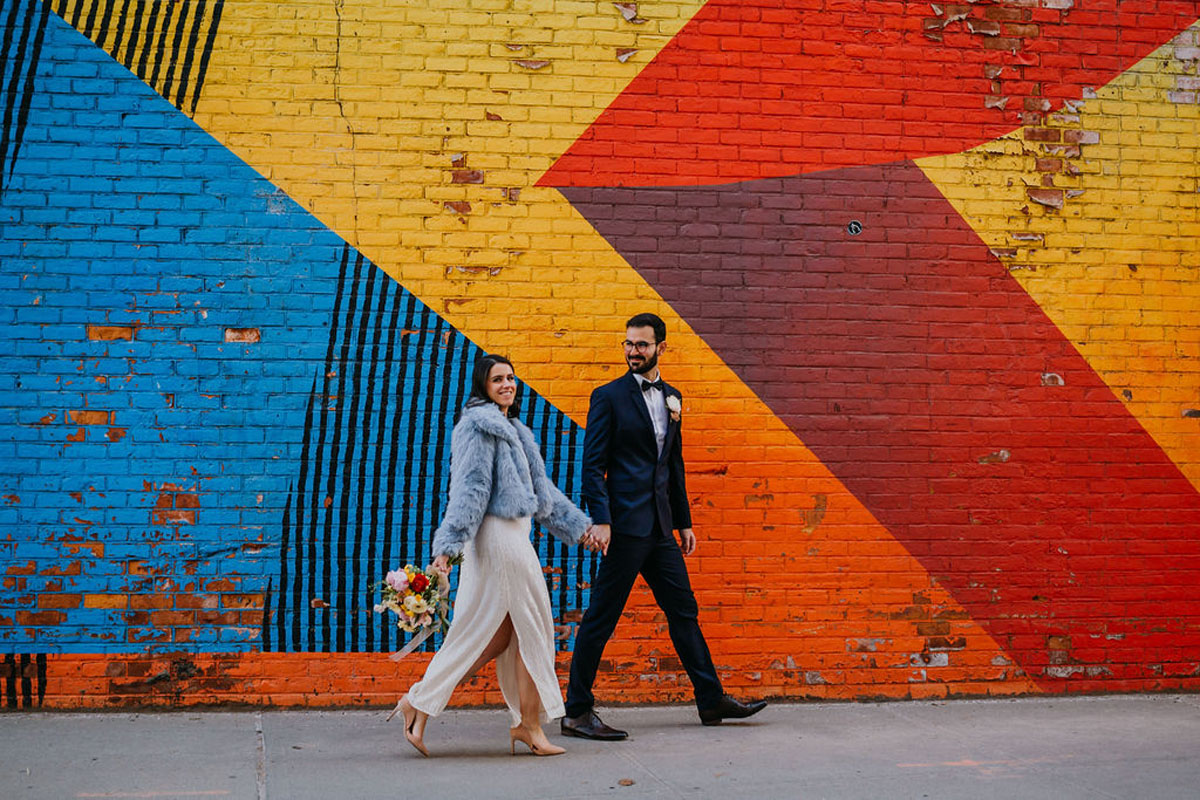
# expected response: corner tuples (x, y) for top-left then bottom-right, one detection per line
(627, 350), (659, 375)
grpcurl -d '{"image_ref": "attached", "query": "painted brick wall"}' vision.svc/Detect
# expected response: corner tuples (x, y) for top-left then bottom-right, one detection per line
(1, 0), (1198, 709)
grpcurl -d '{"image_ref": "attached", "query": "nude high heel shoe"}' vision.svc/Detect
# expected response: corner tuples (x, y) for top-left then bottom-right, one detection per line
(510, 726), (565, 756)
(386, 694), (429, 757)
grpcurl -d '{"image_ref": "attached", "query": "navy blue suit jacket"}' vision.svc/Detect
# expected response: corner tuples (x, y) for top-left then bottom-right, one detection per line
(581, 372), (691, 537)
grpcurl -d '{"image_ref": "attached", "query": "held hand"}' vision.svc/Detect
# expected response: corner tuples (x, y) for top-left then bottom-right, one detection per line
(587, 523), (612, 557)
(678, 528), (696, 556)
(432, 554), (452, 577)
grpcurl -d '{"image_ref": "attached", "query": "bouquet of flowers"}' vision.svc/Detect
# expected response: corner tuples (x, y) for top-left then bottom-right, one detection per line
(373, 555), (461, 661)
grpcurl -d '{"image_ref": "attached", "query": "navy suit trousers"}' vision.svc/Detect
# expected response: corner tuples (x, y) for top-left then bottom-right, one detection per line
(565, 526), (724, 716)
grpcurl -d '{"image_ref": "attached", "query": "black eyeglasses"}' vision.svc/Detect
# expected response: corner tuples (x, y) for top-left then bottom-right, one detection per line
(622, 340), (658, 353)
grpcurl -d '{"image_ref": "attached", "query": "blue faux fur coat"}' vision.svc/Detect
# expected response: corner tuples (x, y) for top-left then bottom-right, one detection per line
(430, 403), (591, 557)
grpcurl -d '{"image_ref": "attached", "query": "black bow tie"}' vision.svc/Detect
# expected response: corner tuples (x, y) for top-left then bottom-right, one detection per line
(640, 379), (664, 393)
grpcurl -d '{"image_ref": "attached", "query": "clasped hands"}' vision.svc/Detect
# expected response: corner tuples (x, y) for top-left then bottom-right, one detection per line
(579, 525), (696, 557)
(580, 523), (611, 555)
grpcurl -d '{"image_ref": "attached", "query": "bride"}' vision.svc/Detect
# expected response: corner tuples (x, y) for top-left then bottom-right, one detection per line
(389, 354), (593, 756)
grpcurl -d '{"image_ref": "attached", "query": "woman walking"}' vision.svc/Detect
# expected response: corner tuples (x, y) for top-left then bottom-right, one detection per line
(389, 354), (592, 756)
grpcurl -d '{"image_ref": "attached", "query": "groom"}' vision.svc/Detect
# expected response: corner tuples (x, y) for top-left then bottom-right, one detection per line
(562, 312), (767, 739)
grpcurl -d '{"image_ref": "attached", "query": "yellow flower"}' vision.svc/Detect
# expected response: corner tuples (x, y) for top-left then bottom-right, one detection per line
(404, 595), (429, 615)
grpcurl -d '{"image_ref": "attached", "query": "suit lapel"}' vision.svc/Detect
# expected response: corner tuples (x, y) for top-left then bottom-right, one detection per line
(659, 384), (680, 462)
(624, 373), (656, 445)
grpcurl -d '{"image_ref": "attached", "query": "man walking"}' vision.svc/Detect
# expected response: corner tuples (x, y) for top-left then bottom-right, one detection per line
(562, 312), (767, 740)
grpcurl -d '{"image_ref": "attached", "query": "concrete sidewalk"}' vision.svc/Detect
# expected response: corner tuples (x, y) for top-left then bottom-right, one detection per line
(4, 694), (1199, 799)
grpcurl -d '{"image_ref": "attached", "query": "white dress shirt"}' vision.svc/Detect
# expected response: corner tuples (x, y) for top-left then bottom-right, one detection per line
(634, 371), (668, 457)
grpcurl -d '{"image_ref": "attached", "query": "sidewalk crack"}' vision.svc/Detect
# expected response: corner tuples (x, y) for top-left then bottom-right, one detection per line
(617, 745), (686, 798)
(255, 711), (267, 800)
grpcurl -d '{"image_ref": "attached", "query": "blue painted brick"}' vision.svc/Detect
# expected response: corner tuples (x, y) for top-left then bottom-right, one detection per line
(92, 194), (136, 210)
(137, 227), (181, 244)
(67, 241), (116, 259)
(6, 191), (46, 207)
(19, 241), (69, 257)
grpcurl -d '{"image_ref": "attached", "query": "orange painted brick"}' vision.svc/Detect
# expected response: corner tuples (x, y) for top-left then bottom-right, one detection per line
(68, 409), (110, 425)
(86, 324), (134, 341)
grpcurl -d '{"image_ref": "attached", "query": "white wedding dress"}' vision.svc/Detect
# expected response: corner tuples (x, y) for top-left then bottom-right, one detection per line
(406, 514), (565, 725)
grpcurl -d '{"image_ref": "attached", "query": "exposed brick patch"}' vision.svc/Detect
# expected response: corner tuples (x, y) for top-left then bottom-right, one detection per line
(68, 410), (110, 425)
(223, 328), (261, 343)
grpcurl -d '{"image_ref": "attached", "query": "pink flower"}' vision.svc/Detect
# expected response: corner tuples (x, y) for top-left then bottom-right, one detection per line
(385, 569), (409, 592)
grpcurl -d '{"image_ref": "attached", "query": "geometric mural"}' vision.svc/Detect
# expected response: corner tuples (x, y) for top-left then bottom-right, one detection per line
(0, 8), (592, 666)
(560, 164), (1200, 686)
(541, 0), (1200, 187)
(3, 0), (1199, 706)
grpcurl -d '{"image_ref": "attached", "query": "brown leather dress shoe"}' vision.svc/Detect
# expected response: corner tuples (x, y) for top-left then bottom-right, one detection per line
(698, 695), (768, 726)
(560, 710), (629, 741)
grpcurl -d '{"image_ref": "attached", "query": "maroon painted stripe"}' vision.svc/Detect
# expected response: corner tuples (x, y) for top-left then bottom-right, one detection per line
(562, 162), (1200, 685)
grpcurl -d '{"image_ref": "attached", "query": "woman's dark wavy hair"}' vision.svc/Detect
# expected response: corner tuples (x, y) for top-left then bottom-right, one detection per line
(463, 353), (520, 418)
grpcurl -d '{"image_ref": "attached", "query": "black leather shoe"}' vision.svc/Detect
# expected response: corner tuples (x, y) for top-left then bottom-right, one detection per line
(560, 710), (628, 741)
(698, 695), (768, 726)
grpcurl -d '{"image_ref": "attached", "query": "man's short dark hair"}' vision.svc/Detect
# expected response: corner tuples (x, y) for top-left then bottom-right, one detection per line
(625, 312), (666, 344)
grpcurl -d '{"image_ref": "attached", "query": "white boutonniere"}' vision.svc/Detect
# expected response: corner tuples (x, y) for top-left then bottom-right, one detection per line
(665, 394), (682, 422)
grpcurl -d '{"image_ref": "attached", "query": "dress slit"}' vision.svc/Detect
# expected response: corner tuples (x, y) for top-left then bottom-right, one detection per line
(407, 515), (565, 725)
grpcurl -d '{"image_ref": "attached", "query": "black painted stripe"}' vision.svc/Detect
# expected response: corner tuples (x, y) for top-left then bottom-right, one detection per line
(138, 0), (164, 85)
(338, 254), (373, 651)
(0, 0), (22, 190)
(292, 384), (317, 652)
(380, 290), (415, 653)
(160, 0), (191, 103)
(35, 654), (45, 707)
(96, 0), (118, 50)
(357, 263), (388, 652)
(538, 396), (555, 619)
(123, 0), (146, 71)
(173, 0), (206, 111)
(147, 0), (179, 101)
(322, 247), (362, 651)
(426, 316), (453, 554)
(0, 0), (32, 196)
(567, 421), (586, 619)
(274, 489), (291, 652)
(84, 0), (102, 39)
(9, 0), (48, 185)
(4, 653), (15, 708)
(416, 316), (447, 652)
(555, 406), (568, 625)
(261, 576), (273, 652)
(190, 0), (222, 113)
(434, 334), (474, 650)
(415, 316), (445, 582)
(399, 306), (427, 616)
(67, 0), (84, 29)
(20, 654), (31, 708)
(110, 0), (132, 70)
(307, 246), (350, 651)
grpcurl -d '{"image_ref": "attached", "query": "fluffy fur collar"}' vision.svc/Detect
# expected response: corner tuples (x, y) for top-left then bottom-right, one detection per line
(457, 402), (523, 447)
